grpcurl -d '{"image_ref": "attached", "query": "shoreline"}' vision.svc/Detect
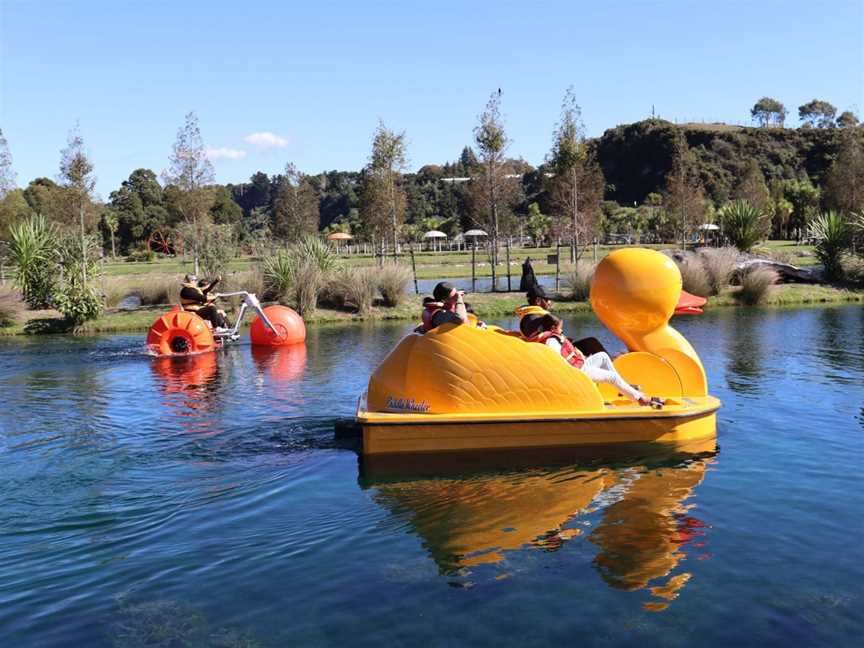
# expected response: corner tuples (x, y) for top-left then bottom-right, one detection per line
(1, 284), (861, 337)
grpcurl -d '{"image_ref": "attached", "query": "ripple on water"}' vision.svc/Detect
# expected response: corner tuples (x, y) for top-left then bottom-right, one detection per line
(0, 309), (863, 647)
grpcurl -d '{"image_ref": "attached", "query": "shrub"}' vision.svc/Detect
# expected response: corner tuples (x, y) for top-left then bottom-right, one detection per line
(720, 200), (769, 252)
(0, 286), (25, 327)
(378, 264), (412, 307)
(8, 215), (57, 308)
(104, 276), (176, 308)
(261, 237), (337, 316)
(699, 247), (738, 295)
(761, 247), (797, 266)
(841, 255), (864, 286)
(330, 267), (379, 313)
(676, 255), (711, 297)
(126, 244), (155, 263)
(53, 234), (104, 327)
(138, 277), (175, 306)
(809, 211), (851, 281)
(565, 261), (596, 301)
(737, 265), (778, 305)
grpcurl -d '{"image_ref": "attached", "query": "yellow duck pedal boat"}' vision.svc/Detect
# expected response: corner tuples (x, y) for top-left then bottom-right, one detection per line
(356, 248), (721, 454)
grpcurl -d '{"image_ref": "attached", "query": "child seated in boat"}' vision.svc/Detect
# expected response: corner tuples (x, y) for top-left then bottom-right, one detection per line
(417, 283), (478, 332)
(530, 314), (662, 408)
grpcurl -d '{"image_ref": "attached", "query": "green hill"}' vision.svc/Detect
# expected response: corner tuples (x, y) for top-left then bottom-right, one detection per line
(595, 119), (856, 205)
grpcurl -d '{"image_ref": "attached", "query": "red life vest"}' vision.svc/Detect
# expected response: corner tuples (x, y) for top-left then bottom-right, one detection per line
(420, 301), (453, 332)
(531, 331), (585, 368)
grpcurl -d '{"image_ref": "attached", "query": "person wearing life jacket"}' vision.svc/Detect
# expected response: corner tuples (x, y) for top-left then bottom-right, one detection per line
(180, 273), (229, 330)
(418, 282), (470, 333)
(515, 284), (552, 338)
(529, 314), (663, 408)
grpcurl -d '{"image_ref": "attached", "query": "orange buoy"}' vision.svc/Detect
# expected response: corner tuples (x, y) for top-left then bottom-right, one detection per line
(147, 310), (217, 356)
(250, 305), (306, 346)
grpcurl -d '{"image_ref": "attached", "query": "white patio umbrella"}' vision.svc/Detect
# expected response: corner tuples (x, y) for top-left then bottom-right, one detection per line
(423, 230), (447, 251)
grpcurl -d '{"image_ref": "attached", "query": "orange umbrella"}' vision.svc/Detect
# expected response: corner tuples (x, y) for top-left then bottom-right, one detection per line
(326, 232), (353, 241)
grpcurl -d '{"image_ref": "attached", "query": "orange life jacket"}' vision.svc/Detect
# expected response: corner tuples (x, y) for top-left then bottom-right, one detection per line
(420, 301), (450, 332)
(531, 331), (585, 368)
(180, 282), (206, 312)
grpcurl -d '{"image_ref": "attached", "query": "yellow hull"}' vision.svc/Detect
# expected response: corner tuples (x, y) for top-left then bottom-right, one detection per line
(358, 396), (719, 455)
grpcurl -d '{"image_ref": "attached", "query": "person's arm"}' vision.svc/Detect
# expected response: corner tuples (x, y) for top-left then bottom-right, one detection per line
(545, 337), (563, 353)
(454, 293), (470, 324)
(200, 276), (221, 295)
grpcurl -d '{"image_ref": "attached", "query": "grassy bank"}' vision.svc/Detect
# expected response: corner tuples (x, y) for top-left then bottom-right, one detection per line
(1, 283), (860, 337)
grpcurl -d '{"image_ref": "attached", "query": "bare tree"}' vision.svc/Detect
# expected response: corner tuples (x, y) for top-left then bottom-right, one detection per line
(59, 123), (97, 285)
(663, 135), (706, 244)
(824, 130), (864, 214)
(472, 90), (511, 289)
(548, 87), (604, 262)
(0, 128), (16, 199)
(162, 112), (215, 273)
(363, 121), (408, 260)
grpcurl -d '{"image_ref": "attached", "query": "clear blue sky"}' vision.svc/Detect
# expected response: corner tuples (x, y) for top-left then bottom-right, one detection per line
(1, 0), (862, 197)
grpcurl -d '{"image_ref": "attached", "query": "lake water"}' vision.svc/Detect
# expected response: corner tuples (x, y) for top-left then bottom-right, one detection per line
(1, 306), (862, 647)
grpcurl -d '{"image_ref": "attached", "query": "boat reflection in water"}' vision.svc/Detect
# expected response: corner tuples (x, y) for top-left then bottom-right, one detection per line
(150, 353), (221, 431)
(361, 439), (715, 611)
(250, 343), (308, 383)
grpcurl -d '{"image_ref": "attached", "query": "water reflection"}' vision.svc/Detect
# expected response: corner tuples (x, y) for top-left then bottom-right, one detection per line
(150, 354), (221, 429)
(250, 344), (308, 383)
(724, 311), (765, 395)
(816, 308), (864, 375)
(589, 459), (711, 611)
(363, 442), (715, 610)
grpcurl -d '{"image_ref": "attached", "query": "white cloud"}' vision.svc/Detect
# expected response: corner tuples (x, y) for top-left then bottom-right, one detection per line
(206, 147), (247, 161)
(243, 131), (289, 150)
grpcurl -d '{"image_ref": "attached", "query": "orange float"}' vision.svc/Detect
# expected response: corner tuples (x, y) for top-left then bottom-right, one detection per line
(146, 310), (216, 356)
(250, 305), (306, 346)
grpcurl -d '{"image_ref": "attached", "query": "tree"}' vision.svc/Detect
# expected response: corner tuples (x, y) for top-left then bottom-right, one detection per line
(782, 179), (821, 240)
(272, 163), (320, 241)
(103, 209), (118, 258)
(472, 90), (512, 289)
(733, 160), (770, 211)
(766, 188), (793, 238)
(22, 177), (64, 219)
(525, 202), (551, 246)
(364, 121), (408, 260)
(836, 111), (860, 129)
(109, 169), (168, 252)
(548, 87), (589, 262)
(798, 100), (837, 129)
(459, 146), (478, 174)
(823, 131), (864, 214)
(162, 112), (216, 273)
(750, 97), (786, 127)
(663, 135), (706, 243)
(0, 128), (17, 199)
(58, 124), (97, 286)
